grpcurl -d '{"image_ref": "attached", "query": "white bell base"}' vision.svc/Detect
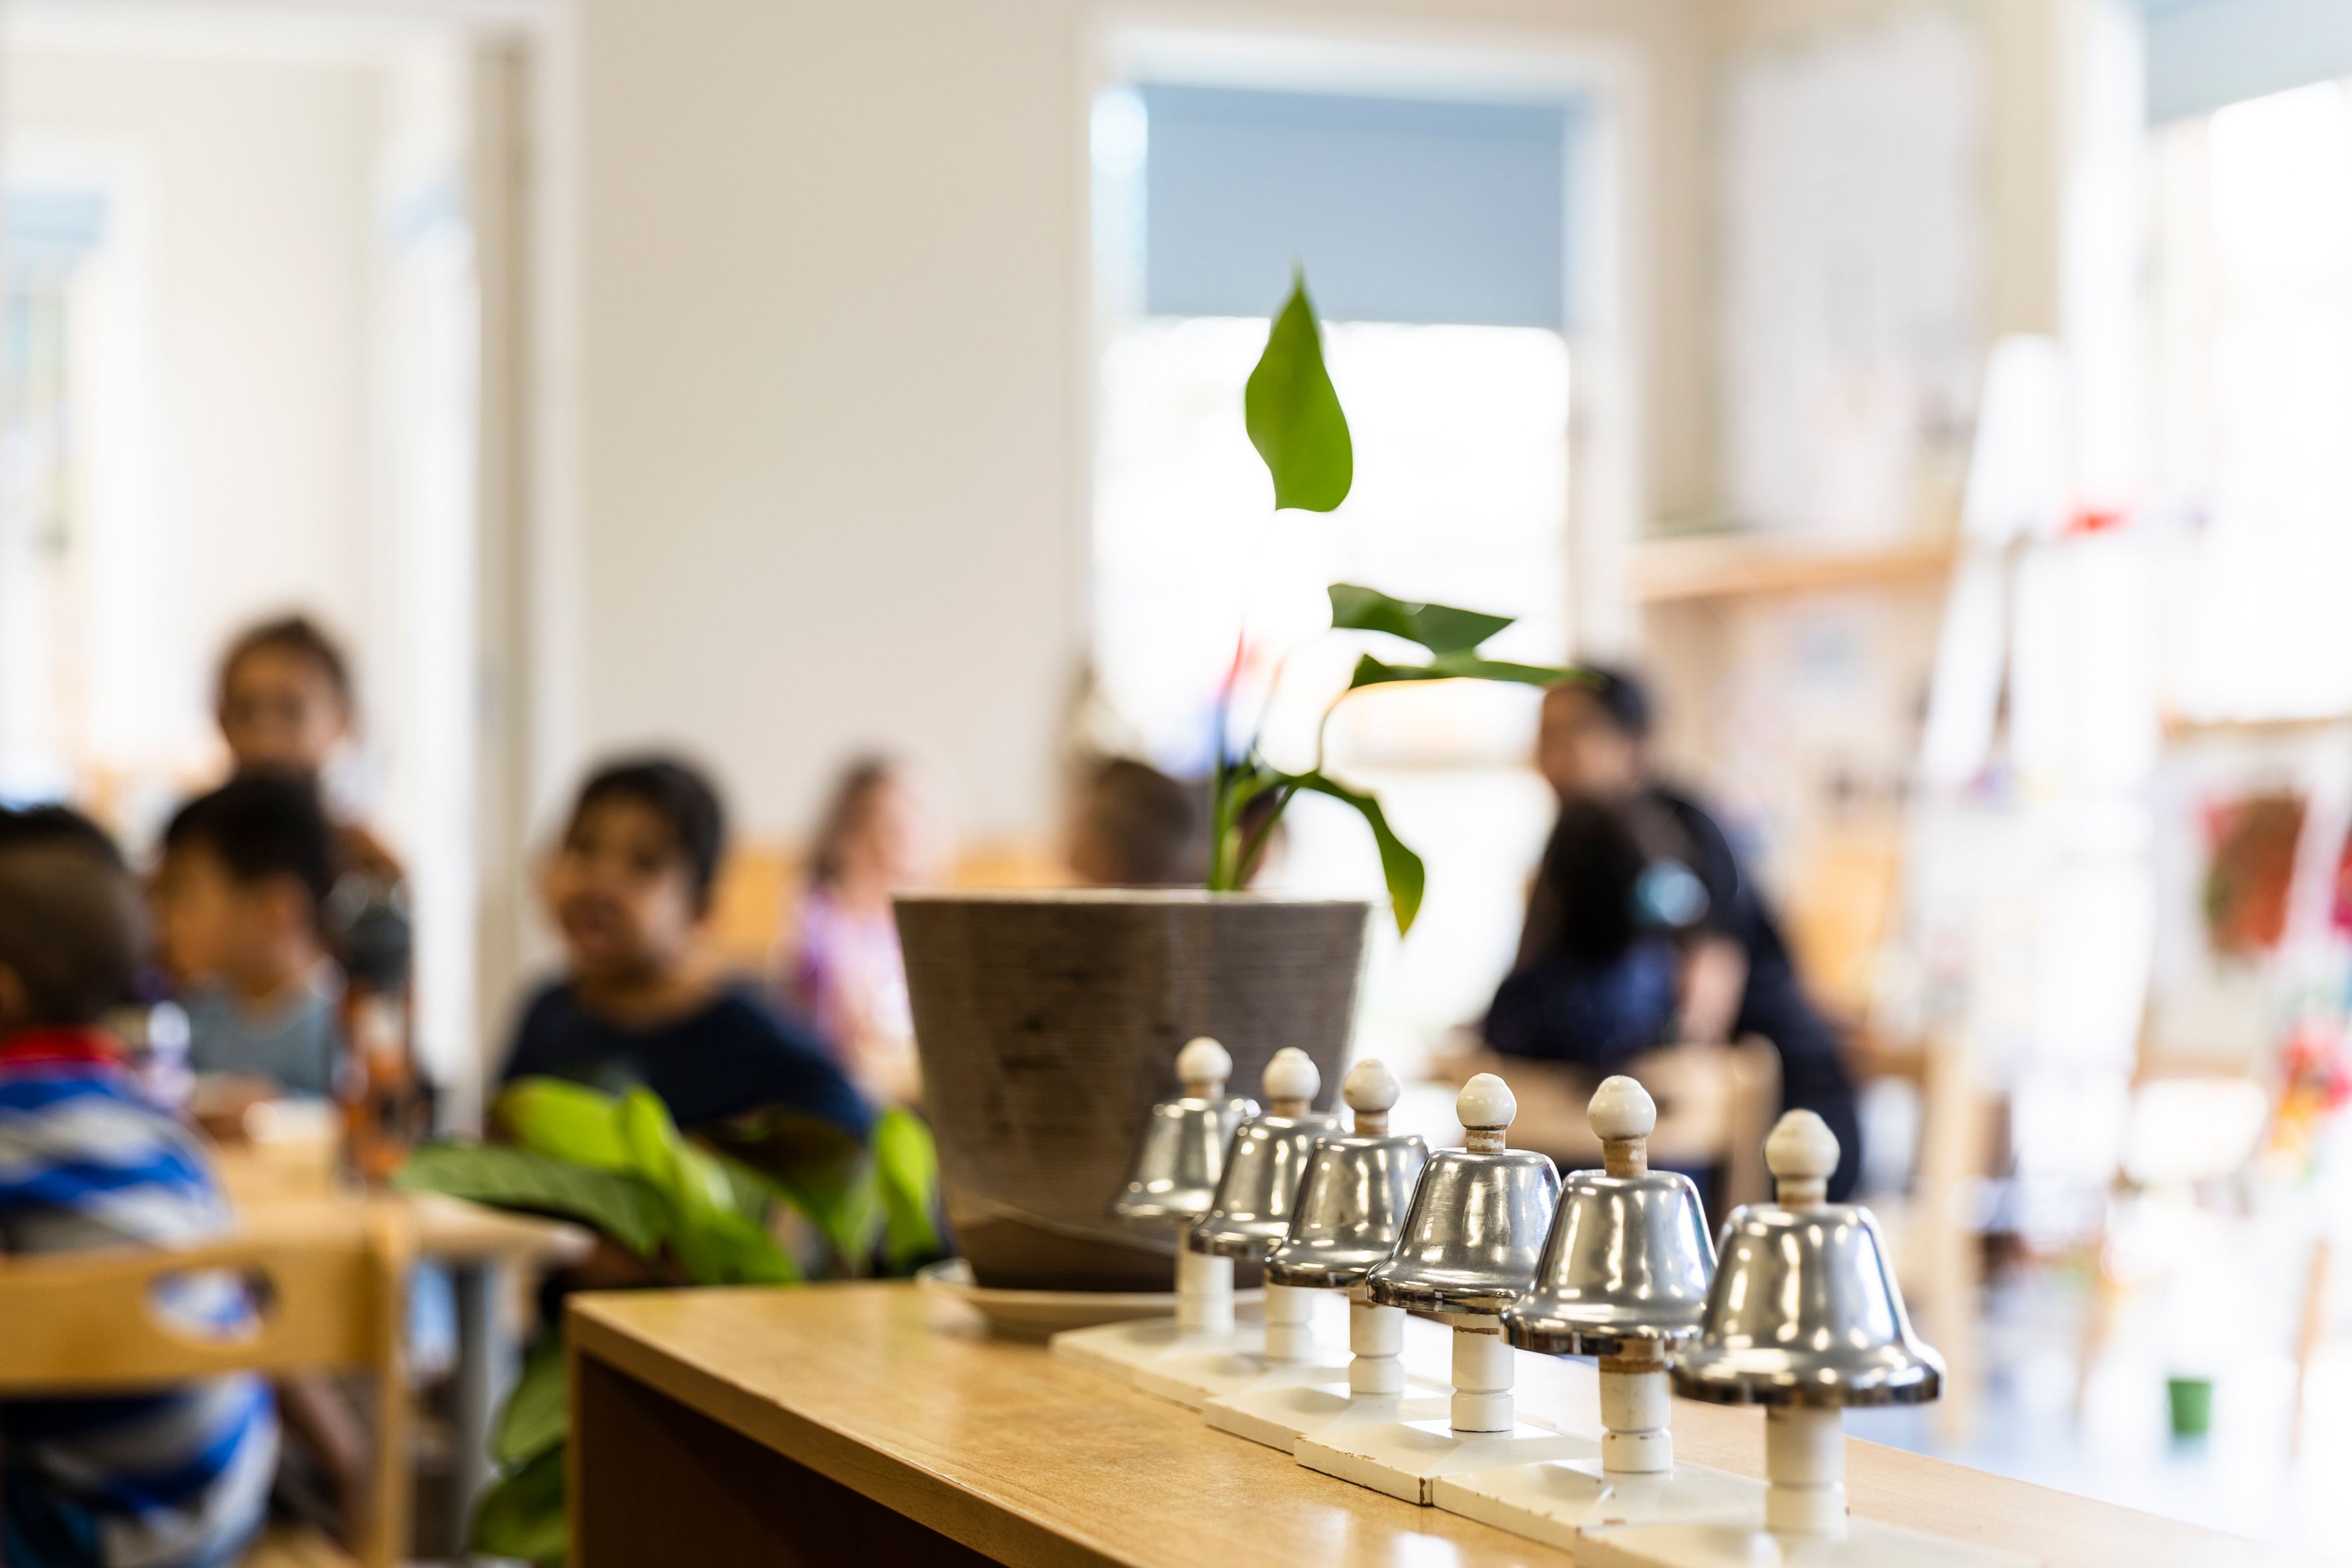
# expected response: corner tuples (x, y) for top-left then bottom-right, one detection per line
(1048, 1312), (1258, 1382)
(1296, 1415), (1597, 1506)
(1431, 1456), (1763, 1551)
(1204, 1380), (1452, 1452)
(1576, 1520), (2039, 1568)
(1127, 1340), (1352, 1409)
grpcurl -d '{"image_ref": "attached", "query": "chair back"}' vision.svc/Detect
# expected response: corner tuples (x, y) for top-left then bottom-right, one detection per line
(0, 1206), (414, 1568)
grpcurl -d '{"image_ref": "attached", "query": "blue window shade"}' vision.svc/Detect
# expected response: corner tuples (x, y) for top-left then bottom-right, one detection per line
(1139, 84), (1573, 331)
(5, 189), (108, 272)
(2142, 0), (2352, 121)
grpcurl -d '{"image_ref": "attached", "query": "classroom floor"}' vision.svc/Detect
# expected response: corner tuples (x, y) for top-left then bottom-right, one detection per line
(1847, 1271), (2352, 1561)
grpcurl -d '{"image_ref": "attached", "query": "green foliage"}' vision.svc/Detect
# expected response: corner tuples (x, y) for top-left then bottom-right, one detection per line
(495, 1077), (635, 1170)
(1212, 290), (1583, 933)
(1282, 771), (1427, 935)
(469, 1443), (566, 1567)
(393, 1142), (666, 1258)
(400, 1079), (943, 1558)
(1346, 651), (1577, 690)
(1244, 272), (1353, 512)
(492, 1337), (567, 1470)
(1326, 584), (1513, 656)
(874, 1107), (944, 1271)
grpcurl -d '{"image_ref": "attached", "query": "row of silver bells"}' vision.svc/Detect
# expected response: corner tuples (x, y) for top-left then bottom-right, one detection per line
(1089, 1039), (1982, 1561)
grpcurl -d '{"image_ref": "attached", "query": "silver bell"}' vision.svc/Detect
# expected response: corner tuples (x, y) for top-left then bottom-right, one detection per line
(1265, 1061), (1428, 1291)
(1188, 1047), (1340, 1259)
(1673, 1111), (1942, 1411)
(1676, 1111), (1941, 1541)
(1505, 1075), (1715, 1356)
(1111, 1036), (1257, 1230)
(1366, 1073), (1560, 1316)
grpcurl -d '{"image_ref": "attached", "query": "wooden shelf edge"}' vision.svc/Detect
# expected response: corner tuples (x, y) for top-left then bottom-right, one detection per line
(1632, 531), (1955, 603)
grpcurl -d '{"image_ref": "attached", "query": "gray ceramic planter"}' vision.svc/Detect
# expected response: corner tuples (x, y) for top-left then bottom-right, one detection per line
(896, 890), (1373, 1290)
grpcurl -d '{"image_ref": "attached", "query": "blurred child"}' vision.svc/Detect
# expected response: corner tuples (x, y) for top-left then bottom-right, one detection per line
(503, 757), (870, 1137)
(0, 806), (277, 1568)
(781, 757), (925, 1102)
(155, 776), (344, 1105)
(1065, 756), (1205, 886)
(214, 615), (400, 885)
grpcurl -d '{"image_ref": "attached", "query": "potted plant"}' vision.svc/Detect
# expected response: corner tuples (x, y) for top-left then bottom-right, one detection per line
(903, 272), (1575, 1290)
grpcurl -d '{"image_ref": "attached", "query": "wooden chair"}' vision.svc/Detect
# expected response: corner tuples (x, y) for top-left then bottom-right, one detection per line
(1426, 1038), (1782, 1223)
(0, 1208), (415, 1568)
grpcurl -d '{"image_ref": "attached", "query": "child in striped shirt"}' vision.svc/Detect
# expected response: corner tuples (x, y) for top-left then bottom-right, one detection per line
(0, 806), (277, 1568)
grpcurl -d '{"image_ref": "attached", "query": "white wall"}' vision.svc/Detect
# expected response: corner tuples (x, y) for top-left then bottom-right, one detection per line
(7, 48), (382, 792)
(571, 0), (1717, 844)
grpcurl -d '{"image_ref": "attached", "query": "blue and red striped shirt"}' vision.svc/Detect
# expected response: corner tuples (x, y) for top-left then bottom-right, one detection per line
(0, 1028), (277, 1568)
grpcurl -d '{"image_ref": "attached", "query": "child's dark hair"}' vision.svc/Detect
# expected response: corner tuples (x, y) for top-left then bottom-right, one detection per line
(570, 757), (727, 914)
(1073, 757), (1203, 886)
(164, 775), (337, 927)
(0, 806), (142, 1026)
(218, 614), (353, 708)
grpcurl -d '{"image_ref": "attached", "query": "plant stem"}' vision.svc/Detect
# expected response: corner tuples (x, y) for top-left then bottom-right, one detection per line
(1232, 782), (1296, 888)
(1208, 630), (1248, 891)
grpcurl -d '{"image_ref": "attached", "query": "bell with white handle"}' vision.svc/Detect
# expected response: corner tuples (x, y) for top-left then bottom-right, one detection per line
(1296, 1074), (1595, 1504)
(1128, 1048), (1346, 1407)
(1052, 1038), (1259, 1379)
(1577, 1114), (2031, 1568)
(1433, 1075), (1761, 1549)
(1206, 1058), (1449, 1449)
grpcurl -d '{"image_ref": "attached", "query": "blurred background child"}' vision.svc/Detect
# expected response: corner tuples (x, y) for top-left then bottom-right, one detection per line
(1065, 755), (1204, 887)
(503, 756), (870, 1137)
(154, 775), (345, 1113)
(780, 755), (929, 1105)
(213, 616), (400, 886)
(0, 806), (278, 1568)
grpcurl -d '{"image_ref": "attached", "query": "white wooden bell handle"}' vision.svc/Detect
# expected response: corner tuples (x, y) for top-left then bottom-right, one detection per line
(1589, 1075), (1673, 1470)
(1177, 1245), (1234, 1338)
(1176, 1036), (1231, 1100)
(1344, 1057), (1397, 1137)
(1443, 1075), (1520, 1431)
(1762, 1110), (1847, 1537)
(1263, 1046), (1319, 1117)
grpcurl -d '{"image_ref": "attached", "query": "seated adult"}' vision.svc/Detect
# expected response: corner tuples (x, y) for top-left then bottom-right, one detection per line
(1489, 669), (1863, 1200)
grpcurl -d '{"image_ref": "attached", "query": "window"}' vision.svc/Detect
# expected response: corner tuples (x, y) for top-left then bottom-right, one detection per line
(1091, 75), (1581, 1059)
(2148, 80), (2352, 720)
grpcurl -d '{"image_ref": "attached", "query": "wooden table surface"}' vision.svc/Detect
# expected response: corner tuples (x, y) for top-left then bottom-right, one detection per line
(567, 1283), (2313, 1568)
(216, 1148), (591, 1265)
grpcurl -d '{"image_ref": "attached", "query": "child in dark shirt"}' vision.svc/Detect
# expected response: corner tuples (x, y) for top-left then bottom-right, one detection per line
(502, 757), (870, 1138)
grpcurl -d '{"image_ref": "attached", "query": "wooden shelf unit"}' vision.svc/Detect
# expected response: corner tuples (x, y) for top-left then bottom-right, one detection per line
(1630, 530), (1955, 603)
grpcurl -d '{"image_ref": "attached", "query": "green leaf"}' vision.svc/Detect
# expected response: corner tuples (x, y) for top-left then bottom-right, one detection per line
(1328, 584), (1514, 655)
(609, 1089), (801, 1285)
(1346, 651), (1579, 691)
(470, 1443), (568, 1567)
(394, 1142), (666, 1258)
(495, 1077), (631, 1171)
(1245, 273), (1352, 512)
(873, 1109), (943, 1271)
(675, 1205), (802, 1285)
(1284, 770), (1427, 935)
(493, 1336), (568, 1468)
(617, 1089), (730, 1219)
